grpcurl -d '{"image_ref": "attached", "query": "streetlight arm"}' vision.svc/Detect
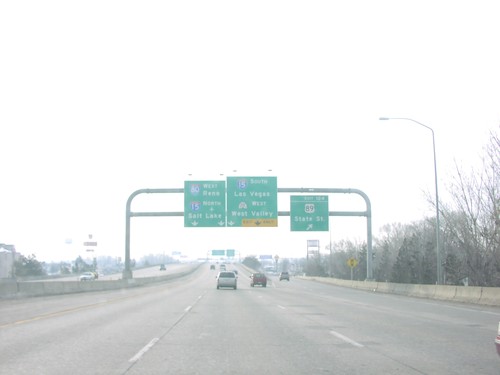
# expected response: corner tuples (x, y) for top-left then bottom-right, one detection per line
(379, 117), (434, 134)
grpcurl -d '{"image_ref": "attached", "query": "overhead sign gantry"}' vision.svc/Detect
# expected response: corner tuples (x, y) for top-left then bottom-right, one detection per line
(124, 181), (372, 280)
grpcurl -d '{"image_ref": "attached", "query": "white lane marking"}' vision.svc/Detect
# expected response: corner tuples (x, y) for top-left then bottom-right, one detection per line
(129, 295), (202, 363)
(277, 305), (286, 309)
(330, 330), (364, 348)
(129, 338), (160, 363)
(185, 295), (203, 313)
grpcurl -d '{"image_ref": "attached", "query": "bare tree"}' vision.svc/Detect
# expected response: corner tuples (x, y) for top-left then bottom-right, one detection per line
(441, 127), (500, 286)
(373, 221), (436, 284)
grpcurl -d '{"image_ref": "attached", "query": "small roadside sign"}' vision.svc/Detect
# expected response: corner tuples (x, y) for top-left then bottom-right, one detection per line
(347, 258), (358, 268)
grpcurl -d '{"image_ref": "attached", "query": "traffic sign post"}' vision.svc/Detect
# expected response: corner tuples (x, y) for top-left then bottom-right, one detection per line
(226, 176), (278, 227)
(83, 234), (97, 253)
(347, 257), (358, 280)
(184, 181), (226, 227)
(290, 195), (329, 231)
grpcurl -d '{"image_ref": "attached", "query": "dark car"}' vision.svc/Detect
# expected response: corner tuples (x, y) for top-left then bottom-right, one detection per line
(159, 264), (166, 270)
(210, 264), (215, 270)
(279, 271), (290, 281)
(250, 273), (267, 287)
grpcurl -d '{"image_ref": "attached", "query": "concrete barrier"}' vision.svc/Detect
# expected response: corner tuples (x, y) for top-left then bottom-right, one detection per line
(17, 282), (46, 297)
(479, 287), (500, 306)
(0, 280), (18, 297)
(1, 263), (202, 299)
(352, 280), (378, 291)
(407, 284), (436, 299)
(433, 285), (457, 301)
(297, 276), (500, 306)
(452, 285), (482, 304)
(392, 283), (410, 295)
(376, 282), (391, 293)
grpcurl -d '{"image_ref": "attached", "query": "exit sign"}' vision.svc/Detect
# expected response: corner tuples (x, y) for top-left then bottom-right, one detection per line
(290, 195), (329, 231)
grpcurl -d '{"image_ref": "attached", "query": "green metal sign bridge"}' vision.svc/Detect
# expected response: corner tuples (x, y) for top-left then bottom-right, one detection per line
(124, 187), (372, 280)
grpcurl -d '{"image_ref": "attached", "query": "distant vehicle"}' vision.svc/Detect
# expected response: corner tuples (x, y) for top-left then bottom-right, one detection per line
(220, 264), (226, 270)
(250, 273), (267, 287)
(279, 271), (290, 281)
(216, 271), (237, 290)
(79, 272), (96, 281)
(159, 264), (166, 270)
(495, 322), (500, 356)
(210, 264), (215, 270)
(264, 265), (275, 273)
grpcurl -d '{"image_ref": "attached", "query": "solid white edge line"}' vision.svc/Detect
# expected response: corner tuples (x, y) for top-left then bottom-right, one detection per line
(330, 330), (364, 348)
(129, 337), (160, 363)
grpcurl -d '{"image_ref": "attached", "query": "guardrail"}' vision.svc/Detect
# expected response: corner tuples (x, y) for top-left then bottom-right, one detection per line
(300, 276), (500, 307)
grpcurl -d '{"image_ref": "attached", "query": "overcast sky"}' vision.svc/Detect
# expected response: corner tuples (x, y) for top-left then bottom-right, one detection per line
(1, 1), (499, 263)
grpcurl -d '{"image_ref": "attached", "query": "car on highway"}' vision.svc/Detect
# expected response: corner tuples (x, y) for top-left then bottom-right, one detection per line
(210, 264), (215, 270)
(216, 271), (237, 290)
(250, 272), (267, 287)
(79, 272), (96, 281)
(279, 271), (290, 281)
(159, 264), (166, 270)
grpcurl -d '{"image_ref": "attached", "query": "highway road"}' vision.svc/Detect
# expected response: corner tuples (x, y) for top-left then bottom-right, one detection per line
(1, 263), (499, 374)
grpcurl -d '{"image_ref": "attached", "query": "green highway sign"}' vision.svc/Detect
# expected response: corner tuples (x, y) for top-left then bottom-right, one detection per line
(226, 176), (278, 227)
(290, 195), (329, 231)
(184, 181), (226, 227)
(211, 250), (225, 256)
(210, 249), (235, 257)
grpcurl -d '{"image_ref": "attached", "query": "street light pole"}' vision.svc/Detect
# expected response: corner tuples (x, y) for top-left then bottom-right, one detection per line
(379, 117), (442, 284)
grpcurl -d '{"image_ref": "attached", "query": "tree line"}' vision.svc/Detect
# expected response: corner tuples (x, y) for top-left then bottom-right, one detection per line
(308, 128), (499, 287)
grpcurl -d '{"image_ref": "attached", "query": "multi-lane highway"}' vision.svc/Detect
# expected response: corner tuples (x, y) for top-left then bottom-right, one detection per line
(1, 263), (499, 374)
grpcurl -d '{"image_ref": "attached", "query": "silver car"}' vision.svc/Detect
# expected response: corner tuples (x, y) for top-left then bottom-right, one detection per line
(216, 271), (237, 290)
(79, 272), (96, 281)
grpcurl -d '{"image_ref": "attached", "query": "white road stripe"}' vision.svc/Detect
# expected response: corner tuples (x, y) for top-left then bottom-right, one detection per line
(129, 338), (160, 363)
(129, 295), (201, 363)
(330, 330), (364, 348)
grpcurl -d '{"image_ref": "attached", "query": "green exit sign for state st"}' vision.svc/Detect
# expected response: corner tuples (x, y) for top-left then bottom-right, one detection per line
(290, 195), (329, 231)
